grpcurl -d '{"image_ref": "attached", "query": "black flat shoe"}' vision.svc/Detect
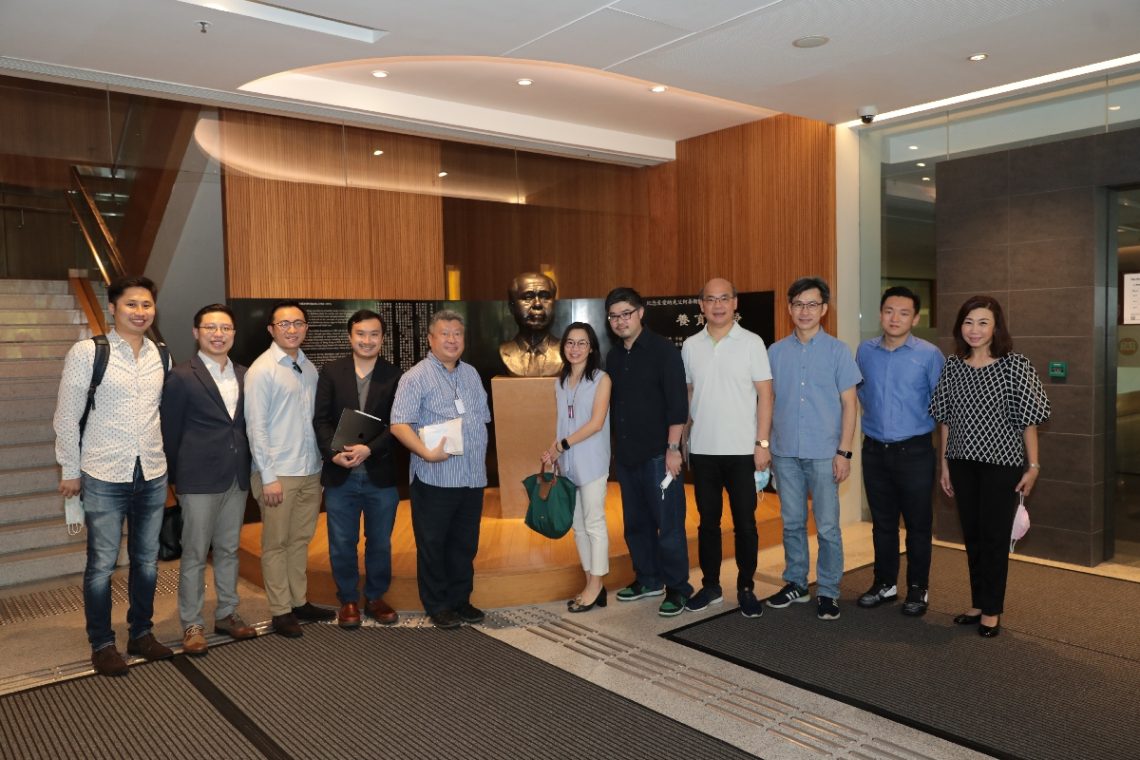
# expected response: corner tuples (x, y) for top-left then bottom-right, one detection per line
(978, 622), (1001, 638)
(569, 587), (607, 613)
(953, 612), (982, 625)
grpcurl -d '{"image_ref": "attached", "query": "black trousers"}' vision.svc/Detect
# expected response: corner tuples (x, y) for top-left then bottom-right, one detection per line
(861, 434), (935, 588)
(690, 454), (758, 592)
(947, 459), (1022, 616)
(409, 478), (484, 615)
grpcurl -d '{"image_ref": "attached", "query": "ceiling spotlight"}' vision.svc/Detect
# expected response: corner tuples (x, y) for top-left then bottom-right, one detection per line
(968, 53), (988, 62)
(438, 171), (448, 178)
(1109, 105), (1122, 111)
(792, 35), (830, 49)
(372, 149), (384, 156)
(516, 78), (533, 86)
(916, 162), (926, 167)
(371, 69), (389, 78)
(922, 176), (931, 181)
(908, 145), (919, 150)
(650, 85), (667, 93)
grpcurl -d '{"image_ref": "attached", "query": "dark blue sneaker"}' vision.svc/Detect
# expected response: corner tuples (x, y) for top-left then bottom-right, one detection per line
(766, 582), (810, 608)
(738, 589), (764, 618)
(685, 586), (724, 612)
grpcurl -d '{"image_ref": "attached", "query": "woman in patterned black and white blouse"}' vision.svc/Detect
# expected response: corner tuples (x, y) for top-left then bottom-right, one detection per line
(929, 295), (1050, 638)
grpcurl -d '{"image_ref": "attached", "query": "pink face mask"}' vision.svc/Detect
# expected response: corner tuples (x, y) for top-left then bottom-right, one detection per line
(1010, 492), (1030, 552)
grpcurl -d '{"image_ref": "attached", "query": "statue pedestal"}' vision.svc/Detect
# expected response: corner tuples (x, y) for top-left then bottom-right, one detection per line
(492, 375), (556, 518)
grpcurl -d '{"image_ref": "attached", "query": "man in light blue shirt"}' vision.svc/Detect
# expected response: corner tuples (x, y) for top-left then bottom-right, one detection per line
(390, 309), (491, 629)
(766, 277), (861, 621)
(245, 300), (333, 638)
(855, 286), (944, 617)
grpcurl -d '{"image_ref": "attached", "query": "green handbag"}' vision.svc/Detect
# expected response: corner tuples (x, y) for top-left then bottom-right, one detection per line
(523, 463), (577, 539)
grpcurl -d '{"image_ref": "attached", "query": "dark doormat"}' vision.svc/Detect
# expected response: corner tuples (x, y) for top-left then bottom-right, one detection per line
(663, 546), (1140, 760)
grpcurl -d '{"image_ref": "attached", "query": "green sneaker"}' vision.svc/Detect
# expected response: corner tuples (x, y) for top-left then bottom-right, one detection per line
(658, 591), (688, 617)
(616, 581), (665, 602)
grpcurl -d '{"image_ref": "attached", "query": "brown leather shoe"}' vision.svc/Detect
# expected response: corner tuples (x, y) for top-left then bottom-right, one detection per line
(182, 625), (208, 656)
(366, 597), (399, 625)
(126, 633), (174, 661)
(215, 613), (257, 640)
(338, 601), (362, 629)
(91, 646), (128, 677)
(272, 613), (303, 638)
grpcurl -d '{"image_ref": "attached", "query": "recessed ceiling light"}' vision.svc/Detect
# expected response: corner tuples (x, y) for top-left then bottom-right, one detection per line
(922, 176), (931, 181)
(650, 85), (667, 93)
(371, 69), (389, 78)
(1109, 105), (1122, 111)
(372, 149), (384, 156)
(516, 78), (533, 86)
(792, 35), (830, 49)
(908, 145), (919, 150)
(916, 162), (926, 167)
(438, 171), (448, 178)
(968, 53), (988, 62)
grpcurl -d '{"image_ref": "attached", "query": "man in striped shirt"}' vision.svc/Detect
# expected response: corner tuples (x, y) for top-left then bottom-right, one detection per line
(390, 310), (492, 629)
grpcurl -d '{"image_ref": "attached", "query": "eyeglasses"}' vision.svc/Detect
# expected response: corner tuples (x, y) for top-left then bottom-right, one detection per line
(564, 339), (590, 349)
(606, 309), (637, 323)
(273, 320), (308, 330)
(199, 324), (234, 334)
(701, 294), (733, 305)
(790, 301), (823, 312)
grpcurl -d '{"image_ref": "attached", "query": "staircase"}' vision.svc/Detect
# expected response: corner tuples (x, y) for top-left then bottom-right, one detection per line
(0, 279), (93, 588)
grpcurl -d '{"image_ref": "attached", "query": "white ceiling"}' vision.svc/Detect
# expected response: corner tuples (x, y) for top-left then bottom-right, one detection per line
(1, 0), (1138, 163)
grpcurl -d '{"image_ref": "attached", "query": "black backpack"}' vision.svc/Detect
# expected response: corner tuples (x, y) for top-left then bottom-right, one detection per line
(77, 334), (171, 440)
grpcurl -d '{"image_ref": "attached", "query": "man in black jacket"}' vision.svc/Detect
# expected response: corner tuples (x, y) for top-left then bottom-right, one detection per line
(314, 309), (403, 627)
(161, 303), (257, 656)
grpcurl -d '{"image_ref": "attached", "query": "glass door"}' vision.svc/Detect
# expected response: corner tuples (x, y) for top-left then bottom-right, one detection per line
(1111, 188), (1140, 565)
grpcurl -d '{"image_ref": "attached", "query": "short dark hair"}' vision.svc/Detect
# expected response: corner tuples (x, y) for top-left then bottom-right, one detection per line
(193, 303), (234, 328)
(880, 286), (921, 313)
(558, 322), (602, 386)
(604, 286), (644, 312)
(347, 309), (386, 335)
(952, 295), (1013, 359)
(267, 300), (309, 326)
(787, 277), (830, 304)
(108, 275), (157, 305)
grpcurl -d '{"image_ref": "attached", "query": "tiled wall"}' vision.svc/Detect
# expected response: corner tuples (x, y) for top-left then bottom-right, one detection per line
(934, 126), (1140, 566)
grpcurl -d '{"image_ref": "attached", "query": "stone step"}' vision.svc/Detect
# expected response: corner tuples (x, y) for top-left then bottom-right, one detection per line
(0, 466), (58, 498)
(0, 342), (73, 360)
(0, 359), (64, 379)
(0, 541), (94, 589)
(0, 397), (56, 423)
(0, 492), (64, 525)
(0, 309), (85, 325)
(0, 280), (70, 295)
(0, 442), (56, 471)
(0, 325), (88, 343)
(0, 294), (76, 310)
(0, 421), (55, 446)
(0, 378), (60, 400)
(0, 516), (84, 557)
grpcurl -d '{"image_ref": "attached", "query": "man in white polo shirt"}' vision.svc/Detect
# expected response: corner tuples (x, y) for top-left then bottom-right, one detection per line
(681, 278), (773, 618)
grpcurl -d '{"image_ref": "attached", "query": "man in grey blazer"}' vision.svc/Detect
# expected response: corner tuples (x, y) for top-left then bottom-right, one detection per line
(161, 303), (257, 655)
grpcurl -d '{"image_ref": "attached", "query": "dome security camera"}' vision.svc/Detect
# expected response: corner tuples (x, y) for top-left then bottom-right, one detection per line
(858, 105), (878, 124)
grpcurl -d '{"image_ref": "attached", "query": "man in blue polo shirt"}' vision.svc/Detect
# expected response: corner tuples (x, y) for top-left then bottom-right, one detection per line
(766, 277), (861, 621)
(855, 286), (944, 616)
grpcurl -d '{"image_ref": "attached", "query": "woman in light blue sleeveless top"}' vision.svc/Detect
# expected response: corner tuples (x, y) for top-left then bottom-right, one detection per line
(542, 322), (611, 613)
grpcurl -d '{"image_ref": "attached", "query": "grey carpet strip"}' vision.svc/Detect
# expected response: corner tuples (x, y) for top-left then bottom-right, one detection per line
(665, 547), (1140, 760)
(190, 623), (756, 760)
(0, 661), (262, 760)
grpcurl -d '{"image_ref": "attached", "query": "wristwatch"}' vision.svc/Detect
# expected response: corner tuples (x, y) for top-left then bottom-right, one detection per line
(836, 449), (852, 459)
(667, 442), (681, 452)
(560, 438), (571, 452)
(755, 439), (769, 449)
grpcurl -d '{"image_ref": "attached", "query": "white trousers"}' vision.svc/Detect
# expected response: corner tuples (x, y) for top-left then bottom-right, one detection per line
(572, 476), (610, 576)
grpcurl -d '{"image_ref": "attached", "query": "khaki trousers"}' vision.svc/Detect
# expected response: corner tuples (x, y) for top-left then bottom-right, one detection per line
(252, 472), (322, 616)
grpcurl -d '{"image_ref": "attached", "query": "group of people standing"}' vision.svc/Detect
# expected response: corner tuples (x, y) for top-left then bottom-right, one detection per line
(54, 272), (1049, 677)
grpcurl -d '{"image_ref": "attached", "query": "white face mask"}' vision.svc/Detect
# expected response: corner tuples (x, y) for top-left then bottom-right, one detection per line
(755, 468), (771, 492)
(1010, 492), (1030, 552)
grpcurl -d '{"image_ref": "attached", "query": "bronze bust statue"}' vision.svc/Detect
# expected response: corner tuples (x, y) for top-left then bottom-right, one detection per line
(499, 272), (563, 377)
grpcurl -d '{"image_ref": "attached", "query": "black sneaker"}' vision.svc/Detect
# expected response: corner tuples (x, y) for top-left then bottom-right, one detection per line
(685, 586), (724, 612)
(738, 589), (764, 618)
(765, 583), (810, 608)
(817, 596), (841, 620)
(616, 581), (665, 602)
(658, 591), (688, 617)
(456, 603), (485, 624)
(857, 581), (898, 608)
(901, 585), (929, 617)
(430, 610), (462, 629)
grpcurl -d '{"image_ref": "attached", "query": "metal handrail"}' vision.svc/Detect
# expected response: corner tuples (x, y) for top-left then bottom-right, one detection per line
(64, 191), (111, 286)
(69, 166), (127, 276)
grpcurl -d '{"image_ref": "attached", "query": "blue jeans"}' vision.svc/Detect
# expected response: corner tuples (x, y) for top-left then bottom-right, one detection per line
(323, 468), (399, 604)
(615, 455), (693, 597)
(81, 460), (167, 651)
(771, 456), (844, 599)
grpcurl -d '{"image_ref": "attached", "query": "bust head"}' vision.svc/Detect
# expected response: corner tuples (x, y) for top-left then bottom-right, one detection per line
(507, 272), (557, 336)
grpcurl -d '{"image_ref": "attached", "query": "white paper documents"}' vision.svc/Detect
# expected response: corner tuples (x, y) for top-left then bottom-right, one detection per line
(419, 417), (464, 455)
